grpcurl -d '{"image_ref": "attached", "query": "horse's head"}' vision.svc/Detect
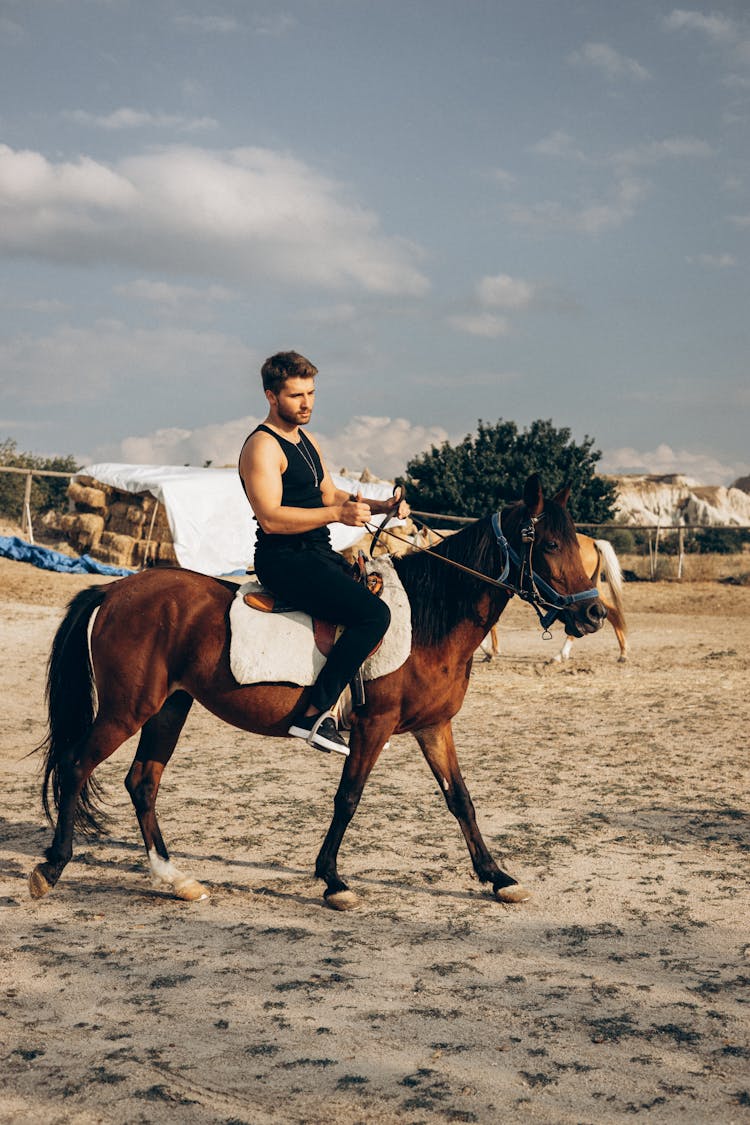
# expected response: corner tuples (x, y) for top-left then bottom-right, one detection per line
(502, 473), (608, 637)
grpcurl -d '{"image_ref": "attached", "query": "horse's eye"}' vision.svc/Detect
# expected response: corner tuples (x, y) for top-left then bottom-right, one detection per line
(543, 540), (560, 553)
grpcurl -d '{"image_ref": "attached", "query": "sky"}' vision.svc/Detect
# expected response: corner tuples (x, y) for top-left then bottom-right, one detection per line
(0, 0), (748, 484)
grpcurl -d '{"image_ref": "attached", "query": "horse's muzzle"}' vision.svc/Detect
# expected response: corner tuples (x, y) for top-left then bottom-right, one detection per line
(566, 599), (607, 637)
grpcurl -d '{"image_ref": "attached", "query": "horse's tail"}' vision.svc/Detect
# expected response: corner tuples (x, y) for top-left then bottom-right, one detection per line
(35, 585), (110, 835)
(594, 539), (627, 633)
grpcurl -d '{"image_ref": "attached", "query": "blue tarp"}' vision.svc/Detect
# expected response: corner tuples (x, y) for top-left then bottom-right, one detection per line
(0, 536), (134, 577)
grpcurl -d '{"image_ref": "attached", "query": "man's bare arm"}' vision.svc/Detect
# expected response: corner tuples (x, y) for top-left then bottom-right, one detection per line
(240, 432), (371, 533)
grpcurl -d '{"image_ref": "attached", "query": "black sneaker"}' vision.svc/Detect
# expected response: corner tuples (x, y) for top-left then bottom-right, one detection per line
(288, 712), (350, 756)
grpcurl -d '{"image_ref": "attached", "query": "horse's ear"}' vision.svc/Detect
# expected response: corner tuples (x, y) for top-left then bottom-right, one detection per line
(523, 473), (544, 519)
(552, 482), (571, 509)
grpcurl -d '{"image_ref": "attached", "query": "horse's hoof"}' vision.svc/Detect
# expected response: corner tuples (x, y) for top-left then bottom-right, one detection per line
(494, 883), (532, 904)
(173, 878), (209, 902)
(29, 865), (53, 899)
(325, 889), (359, 911)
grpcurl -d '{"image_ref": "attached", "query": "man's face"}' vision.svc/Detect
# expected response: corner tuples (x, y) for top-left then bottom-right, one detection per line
(268, 376), (316, 426)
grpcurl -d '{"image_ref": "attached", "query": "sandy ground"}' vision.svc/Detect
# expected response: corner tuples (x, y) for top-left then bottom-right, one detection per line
(1, 554), (749, 1125)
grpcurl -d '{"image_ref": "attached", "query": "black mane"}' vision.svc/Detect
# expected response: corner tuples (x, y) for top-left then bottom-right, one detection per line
(393, 514), (505, 647)
(393, 499), (578, 647)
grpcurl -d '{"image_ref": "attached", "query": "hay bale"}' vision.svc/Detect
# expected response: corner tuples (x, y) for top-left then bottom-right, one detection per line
(106, 501), (148, 538)
(157, 541), (178, 566)
(54, 475), (177, 568)
(41, 509), (64, 534)
(59, 513), (77, 534)
(108, 492), (173, 539)
(68, 481), (108, 511)
(71, 513), (105, 551)
(97, 531), (137, 568)
(74, 474), (114, 497)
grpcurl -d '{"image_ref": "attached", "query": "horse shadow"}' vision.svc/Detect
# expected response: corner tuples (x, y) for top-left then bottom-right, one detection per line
(2, 816), (490, 907)
(601, 804), (749, 854)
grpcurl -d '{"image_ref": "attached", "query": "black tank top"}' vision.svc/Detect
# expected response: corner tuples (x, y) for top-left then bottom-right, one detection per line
(239, 424), (330, 550)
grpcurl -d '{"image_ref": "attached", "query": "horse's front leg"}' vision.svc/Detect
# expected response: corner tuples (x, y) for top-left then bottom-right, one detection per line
(413, 721), (531, 903)
(314, 716), (393, 911)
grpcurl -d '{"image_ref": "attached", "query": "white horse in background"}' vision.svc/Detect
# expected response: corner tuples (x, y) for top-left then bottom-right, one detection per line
(480, 534), (628, 663)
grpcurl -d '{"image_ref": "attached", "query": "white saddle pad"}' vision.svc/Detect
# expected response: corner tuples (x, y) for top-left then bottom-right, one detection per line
(229, 555), (412, 686)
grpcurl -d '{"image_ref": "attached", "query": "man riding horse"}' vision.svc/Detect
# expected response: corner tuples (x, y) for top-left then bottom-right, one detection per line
(238, 351), (409, 756)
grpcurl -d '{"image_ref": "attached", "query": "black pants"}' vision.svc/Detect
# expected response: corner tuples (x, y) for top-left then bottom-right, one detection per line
(254, 542), (391, 714)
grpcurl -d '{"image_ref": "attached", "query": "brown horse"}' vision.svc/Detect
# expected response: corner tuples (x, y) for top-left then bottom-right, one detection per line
(29, 474), (606, 910)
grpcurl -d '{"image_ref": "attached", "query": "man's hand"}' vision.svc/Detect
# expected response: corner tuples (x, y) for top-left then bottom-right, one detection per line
(340, 491), (372, 527)
(384, 485), (410, 520)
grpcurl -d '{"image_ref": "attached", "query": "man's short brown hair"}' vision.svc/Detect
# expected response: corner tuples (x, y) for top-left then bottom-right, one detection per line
(261, 351), (318, 395)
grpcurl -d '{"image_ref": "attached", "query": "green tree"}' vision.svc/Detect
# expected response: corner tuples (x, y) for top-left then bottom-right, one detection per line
(397, 418), (617, 523)
(0, 438), (80, 520)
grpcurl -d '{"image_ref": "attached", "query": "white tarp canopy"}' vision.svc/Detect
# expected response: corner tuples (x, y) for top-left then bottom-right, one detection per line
(79, 463), (402, 577)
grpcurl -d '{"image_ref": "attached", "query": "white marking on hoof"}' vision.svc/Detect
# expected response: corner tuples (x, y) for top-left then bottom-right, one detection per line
(325, 889), (359, 911)
(173, 877), (210, 902)
(495, 883), (532, 904)
(29, 866), (52, 899)
(147, 848), (207, 900)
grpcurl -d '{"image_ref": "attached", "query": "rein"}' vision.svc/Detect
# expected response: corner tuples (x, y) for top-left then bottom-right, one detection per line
(366, 509), (599, 636)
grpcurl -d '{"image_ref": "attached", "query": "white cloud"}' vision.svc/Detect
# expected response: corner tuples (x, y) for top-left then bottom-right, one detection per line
(0, 143), (429, 297)
(100, 414), (453, 480)
(509, 176), (647, 234)
(318, 416), (452, 478)
(115, 416), (263, 467)
(172, 12), (297, 36)
(115, 279), (238, 308)
(612, 136), (713, 167)
(63, 108), (217, 132)
(476, 273), (535, 309)
(447, 273), (536, 338)
(729, 213), (750, 228)
(687, 252), (736, 268)
(664, 9), (750, 65)
(298, 303), (359, 325)
(254, 13), (297, 36)
(447, 312), (511, 338)
(491, 167), (516, 189)
(173, 14), (241, 34)
(0, 15), (24, 42)
(568, 41), (650, 82)
(664, 9), (736, 44)
(600, 443), (747, 486)
(0, 320), (256, 405)
(531, 130), (588, 161)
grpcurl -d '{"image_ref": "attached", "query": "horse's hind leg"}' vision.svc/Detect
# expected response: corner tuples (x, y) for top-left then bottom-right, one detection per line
(29, 718), (131, 898)
(414, 720), (531, 904)
(606, 602), (628, 661)
(124, 691), (207, 902)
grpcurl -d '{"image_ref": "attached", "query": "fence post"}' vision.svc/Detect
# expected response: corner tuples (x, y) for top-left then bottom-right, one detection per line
(22, 471), (34, 544)
(677, 526), (685, 580)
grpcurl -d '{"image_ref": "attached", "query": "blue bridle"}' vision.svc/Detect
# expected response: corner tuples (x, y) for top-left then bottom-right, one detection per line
(368, 504), (600, 636)
(490, 511), (600, 632)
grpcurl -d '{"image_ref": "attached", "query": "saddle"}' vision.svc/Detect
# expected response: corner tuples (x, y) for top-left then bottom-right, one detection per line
(242, 555), (385, 707)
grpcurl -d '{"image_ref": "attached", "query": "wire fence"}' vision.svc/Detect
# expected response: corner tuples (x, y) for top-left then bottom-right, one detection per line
(1, 467), (748, 580)
(411, 511), (749, 580)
